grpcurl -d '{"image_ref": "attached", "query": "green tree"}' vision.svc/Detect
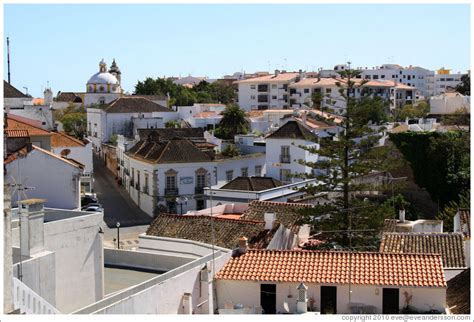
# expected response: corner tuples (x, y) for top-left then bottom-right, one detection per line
(62, 112), (87, 139)
(436, 190), (470, 232)
(214, 104), (249, 140)
(394, 101), (429, 121)
(221, 144), (240, 157)
(311, 92), (324, 110)
(298, 66), (400, 248)
(165, 120), (180, 128)
(455, 74), (470, 96)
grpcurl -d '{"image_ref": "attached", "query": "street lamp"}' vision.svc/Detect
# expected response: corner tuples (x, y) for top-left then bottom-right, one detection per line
(116, 222), (120, 249)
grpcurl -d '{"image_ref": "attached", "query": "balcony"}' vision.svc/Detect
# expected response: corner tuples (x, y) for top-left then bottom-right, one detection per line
(195, 186), (204, 195)
(165, 188), (179, 196)
(143, 186), (149, 194)
(257, 84), (269, 92)
(291, 92), (301, 98)
(280, 155), (291, 163)
(257, 95), (269, 103)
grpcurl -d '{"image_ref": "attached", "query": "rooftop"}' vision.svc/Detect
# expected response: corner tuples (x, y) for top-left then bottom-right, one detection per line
(457, 209), (470, 238)
(4, 81), (29, 98)
(95, 97), (172, 113)
(6, 114), (51, 136)
(146, 214), (275, 249)
(446, 269), (470, 314)
(215, 249), (446, 288)
(54, 92), (83, 103)
(220, 176), (283, 192)
(235, 72), (300, 84)
(51, 132), (86, 148)
(379, 232), (466, 268)
(266, 120), (318, 141)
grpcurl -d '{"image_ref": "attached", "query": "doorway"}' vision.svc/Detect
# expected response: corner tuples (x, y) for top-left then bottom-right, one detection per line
(383, 288), (400, 314)
(320, 286), (337, 314)
(260, 284), (276, 314)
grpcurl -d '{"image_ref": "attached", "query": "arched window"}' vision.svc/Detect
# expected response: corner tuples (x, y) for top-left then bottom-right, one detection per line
(99, 97), (105, 105)
(99, 86), (105, 92)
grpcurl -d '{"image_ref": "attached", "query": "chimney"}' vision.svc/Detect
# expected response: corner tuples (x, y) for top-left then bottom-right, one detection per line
(44, 88), (53, 106)
(264, 212), (276, 230)
(296, 283), (308, 314)
(19, 199), (46, 257)
(274, 69), (280, 76)
(399, 207), (406, 223)
(238, 236), (248, 254)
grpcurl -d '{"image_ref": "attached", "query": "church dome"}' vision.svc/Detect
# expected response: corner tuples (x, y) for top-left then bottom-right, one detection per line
(87, 72), (119, 85)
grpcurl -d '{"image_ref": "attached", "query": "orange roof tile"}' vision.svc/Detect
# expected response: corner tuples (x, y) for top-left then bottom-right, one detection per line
(235, 72), (300, 84)
(5, 129), (29, 138)
(51, 132), (86, 148)
(6, 115), (51, 136)
(215, 249), (446, 288)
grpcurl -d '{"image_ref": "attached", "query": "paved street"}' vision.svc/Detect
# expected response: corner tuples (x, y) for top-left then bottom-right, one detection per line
(93, 154), (152, 229)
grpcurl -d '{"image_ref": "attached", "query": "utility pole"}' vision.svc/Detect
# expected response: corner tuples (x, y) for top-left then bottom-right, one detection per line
(7, 37), (11, 84)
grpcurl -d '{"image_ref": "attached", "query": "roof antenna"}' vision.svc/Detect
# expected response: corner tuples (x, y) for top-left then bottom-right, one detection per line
(7, 37), (11, 83)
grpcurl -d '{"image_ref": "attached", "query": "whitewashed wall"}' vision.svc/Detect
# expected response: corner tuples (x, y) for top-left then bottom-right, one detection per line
(52, 141), (93, 174)
(5, 148), (82, 209)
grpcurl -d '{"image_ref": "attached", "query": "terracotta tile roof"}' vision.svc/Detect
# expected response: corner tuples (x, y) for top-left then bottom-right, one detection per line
(4, 146), (28, 165)
(54, 92), (83, 103)
(215, 249), (446, 288)
(266, 120), (318, 141)
(146, 214), (276, 249)
(4, 81), (29, 98)
(380, 232), (466, 268)
(290, 77), (340, 88)
(220, 177), (283, 191)
(240, 200), (311, 233)
(130, 94), (167, 101)
(32, 98), (44, 105)
(457, 209), (470, 238)
(5, 129), (29, 138)
(137, 128), (204, 141)
(7, 113), (43, 128)
(6, 115), (51, 136)
(235, 72), (300, 84)
(127, 137), (213, 164)
(51, 132), (86, 148)
(246, 111), (264, 119)
(101, 97), (172, 113)
(383, 219), (398, 232)
(447, 269), (470, 314)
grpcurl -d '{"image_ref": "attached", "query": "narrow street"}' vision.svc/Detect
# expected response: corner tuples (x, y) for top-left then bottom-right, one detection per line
(92, 154), (152, 229)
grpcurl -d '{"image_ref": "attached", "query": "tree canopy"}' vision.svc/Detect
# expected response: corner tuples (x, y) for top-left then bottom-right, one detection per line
(455, 74), (470, 96)
(134, 77), (236, 106)
(214, 104), (249, 140)
(298, 68), (399, 249)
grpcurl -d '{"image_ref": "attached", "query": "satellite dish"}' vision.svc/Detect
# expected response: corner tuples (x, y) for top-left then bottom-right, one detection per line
(60, 149), (71, 157)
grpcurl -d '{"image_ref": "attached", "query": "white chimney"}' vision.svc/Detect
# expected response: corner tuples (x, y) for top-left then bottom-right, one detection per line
(399, 208), (406, 223)
(19, 199), (46, 257)
(238, 236), (248, 254)
(44, 88), (53, 106)
(264, 212), (276, 230)
(274, 69), (280, 76)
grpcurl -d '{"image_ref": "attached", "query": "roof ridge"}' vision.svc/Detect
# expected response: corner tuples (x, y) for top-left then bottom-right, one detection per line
(31, 145), (83, 169)
(162, 214), (265, 225)
(7, 115), (51, 133)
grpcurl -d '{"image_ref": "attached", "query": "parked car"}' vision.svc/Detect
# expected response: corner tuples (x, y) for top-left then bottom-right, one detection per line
(81, 203), (102, 209)
(81, 195), (98, 207)
(82, 205), (103, 212)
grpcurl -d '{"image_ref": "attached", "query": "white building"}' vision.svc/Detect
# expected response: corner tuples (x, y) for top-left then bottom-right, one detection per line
(289, 77), (416, 113)
(119, 128), (266, 215)
(235, 70), (302, 110)
(359, 64), (434, 98)
(5, 145), (83, 210)
(429, 92), (470, 115)
(51, 132), (94, 194)
(433, 68), (465, 96)
(215, 248), (447, 314)
(86, 96), (177, 150)
(265, 120), (319, 184)
(10, 199), (104, 313)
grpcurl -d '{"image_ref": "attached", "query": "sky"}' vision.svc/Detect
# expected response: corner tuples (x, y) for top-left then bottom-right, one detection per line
(3, 3), (471, 98)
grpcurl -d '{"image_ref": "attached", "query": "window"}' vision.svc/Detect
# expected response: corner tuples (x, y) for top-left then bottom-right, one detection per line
(280, 169), (291, 182)
(271, 84), (277, 89)
(251, 95), (256, 100)
(304, 88), (309, 93)
(381, 75), (385, 79)
(241, 167), (248, 177)
(325, 88), (332, 94)
(407, 75), (411, 80)
(373, 75), (379, 80)
(226, 170), (234, 182)
(255, 165), (262, 177)
(136, 170), (140, 189)
(403, 75), (406, 79)
(250, 85), (256, 89)
(272, 95), (277, 99)
(196, 173), (206, 188)
(392, 75), (395, 78)
(144, 173), (149, 194)
(166, 175), (177, 189)
(280, 146), (290, 163)
(99, 86), (105, 92)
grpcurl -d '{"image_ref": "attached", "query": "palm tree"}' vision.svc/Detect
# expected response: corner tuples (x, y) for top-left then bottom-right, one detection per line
(216, 104), (249, 139)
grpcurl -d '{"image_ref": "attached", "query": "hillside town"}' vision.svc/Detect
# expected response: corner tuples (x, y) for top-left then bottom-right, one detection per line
(2, 55), (471, 316)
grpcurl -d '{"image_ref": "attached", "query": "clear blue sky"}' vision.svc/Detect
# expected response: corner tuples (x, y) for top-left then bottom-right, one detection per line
(4, 4), (471, 98)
